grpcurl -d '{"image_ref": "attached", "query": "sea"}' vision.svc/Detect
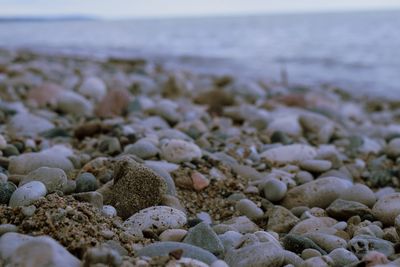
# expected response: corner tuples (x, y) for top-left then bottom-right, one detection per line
(0, 10), (399, 98)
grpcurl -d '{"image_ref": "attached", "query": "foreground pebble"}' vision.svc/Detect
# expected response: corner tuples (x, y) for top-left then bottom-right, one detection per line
(9, 181), (47, 207)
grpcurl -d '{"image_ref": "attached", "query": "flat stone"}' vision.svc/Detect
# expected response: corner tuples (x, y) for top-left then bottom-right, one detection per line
(282, 234), (326, 255)
(372, 193), (400, 226)
(289, 217), (337, 235)
(123, 206), (187, 236)
(20, 167), (67, 193)
(328, 248), (358, 267)
(104, 158), (167, 219)
(124, 139), (159, 159)
(57, 90), (93, 116)
(159, 229), (187, 242)
(339, 183), (376, 207)
(213, 216), (260, 234)
(260, 144), (317, 165)
(160, 139), (202, 163)
(137, 241), (218, 265)
(9, 181), (47, 207)
(327, 199), (372, 220)
(304, 233), (347, 253)
(299, 160), (332, 173)
(183, 222), (224, 256)
(281, 177), (353, 209)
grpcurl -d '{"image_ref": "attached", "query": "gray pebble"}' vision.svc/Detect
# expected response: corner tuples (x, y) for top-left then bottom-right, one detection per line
(9, 181), (47, 207)
(263, 179), (287, 202)
(75, 172), (98, 193)
(0, 181), (17, 204)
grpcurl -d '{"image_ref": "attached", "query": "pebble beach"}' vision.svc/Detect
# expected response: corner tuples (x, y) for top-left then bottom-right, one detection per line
(1, 47), (400, 266)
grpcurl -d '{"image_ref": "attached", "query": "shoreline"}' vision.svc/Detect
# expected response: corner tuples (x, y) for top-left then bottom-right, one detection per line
(1, 49), (400, 266)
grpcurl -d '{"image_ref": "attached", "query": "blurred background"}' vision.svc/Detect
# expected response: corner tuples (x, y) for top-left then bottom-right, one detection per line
(0, 0), (399, 97)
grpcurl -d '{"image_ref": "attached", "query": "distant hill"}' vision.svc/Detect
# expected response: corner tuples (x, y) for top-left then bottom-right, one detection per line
(0, 16), (98, 22)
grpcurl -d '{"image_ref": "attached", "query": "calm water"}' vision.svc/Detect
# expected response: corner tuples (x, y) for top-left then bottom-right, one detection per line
(0, 10), (399, 97)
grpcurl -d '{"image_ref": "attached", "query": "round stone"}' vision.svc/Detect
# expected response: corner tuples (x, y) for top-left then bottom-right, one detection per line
(340, 183), (376, 207)
(300, 160), (332, 173)
(9, 181), (47, 207)
(75, 172), (98, 193)
(372, 193), (400, 226)
(0, 182), (17, 204)
(160, 139), (202, 163)
(102, 205), (117, 218)
(19, 167), (67, 193)
(263, 179), (287, 202)
(328, 248), (358, 266)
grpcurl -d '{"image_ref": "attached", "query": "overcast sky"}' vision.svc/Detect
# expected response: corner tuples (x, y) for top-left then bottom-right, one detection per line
(1, 0), (400, 18)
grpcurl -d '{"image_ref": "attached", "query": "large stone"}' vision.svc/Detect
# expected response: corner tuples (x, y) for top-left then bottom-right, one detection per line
(348, 235), (394, 258)
(183, 222), (224, 256)
(281, 177), (352, 209)
(123, 206), (187, 237)
(326, 199), (372, 220)
(372, 193), (400, 226)
(260, 144), (317, 165)
(104, 158), (167, 219)
(267, 206), (300, 233)
(7, 113), (54, 137)
(19, 167), (67, 193)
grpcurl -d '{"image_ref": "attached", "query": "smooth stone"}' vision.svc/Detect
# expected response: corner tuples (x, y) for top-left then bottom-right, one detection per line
(183, 222), (224, 256)
(225, 241), (284, 267)
(328, 248), (358, 267)
(8, 146), (74, 175)
(72, 192), (103, 209)
(299, 113), (335, 144)
(282, 234), (326, 255)
(375, 187), (396, 200)
(283, 250), (305, 266)
(0, 181), (17, 204)
(98, 137), (121, 155)
(213, 216), (260, 234)
(0, 232), (34, 261)
(160, 139), (202, 163)
(299, 160), (332, 173)
(21, 205), (36, 217)
(104, 158), (167, 219)
(300, 256), (334, 267)
(137, 241), (218, 265)
(78, 76), (107, 101)
(267, 116), (303, 138)
(235, 199), (264, 220)
(124, 139), (159, 159)
(295, 171), (314, 185)
(267, 206), (300, 233)
(281, 177), (353, 209)
(289, 217), (337, 235)
(82, 246), (122, 266)
(159, 229), (187, 242)
(95, 88), (131, 117)
(339, 183), (376, 207)
(386, 138), (400, 158)
(348, 235), (394, 258)
(263, 179), (287, 202)
(326, 199), (372, 220)
(260, 144), (317, 165)
(0, 224), (18, 236)
(372, 193), (400, 226)
(144, 160), (180, 173)
(301, 248), (322, 259)
(304, 233), (347, 253)
(123, 206), (187, 236)
(7, 113), (54, 137)
(75, 172), (98, 193)
(0, 134), (7, 149)
(218, 231), (243, 252)
(20, 167), (67, 193)
(211, 260), (230, 267)
(161, 194), (186, 213)
(57, 90), (93, 116)
(9, 181), (47, 207)
(101, 205), (117, 218)
(6, 235), (81, 267)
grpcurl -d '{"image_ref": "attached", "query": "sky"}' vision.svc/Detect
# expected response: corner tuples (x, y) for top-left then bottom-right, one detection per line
(0, 0), (400, 18)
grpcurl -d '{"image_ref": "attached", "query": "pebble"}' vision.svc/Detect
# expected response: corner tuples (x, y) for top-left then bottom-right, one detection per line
(0, 181), (17, 204)
(8, 146), (74, 175)
(299, 159), (332, 173)
(213, 216), (260, 234)
(0, 134), (7, 149)
(372, 193), (400, 225)
(7, 113), (54, 137)
(289, 217), (337, 235)
(235, 199), (264, 220)
(328, 248), (358, 267)
(301, 248), (322, 259)
(183, 222), (224, 256)
(0, 224), (18, 236)
(386, 138), (400, 158)
(20, 167), (67, 193)
(283, 234), (326, 255)
(160, 139), (202, 163)
(260, 144), (317, 165)
(82, 246), (122, 266)
(339, 183), (376, 207)
(326, 199), (372, 220)
(263, 179), (287, 202)
(281, 177), (353, 209)
(78, 76), (107, 101)
(304, 233), (347, 252)
(21, 205), (36, 217)
(95, 88), (131, 117)
(137, 241), (218, 265)
(73, 192), (103, 209)
(159, 229), (187, 242)
(266, 206), (300, 233)
(102, 205), (117, 218)
(123, 206), (187, 236)
(57, 90), (93, 116)
(191, 171), (210, 191)
(104, 158), (167, 219)
(295, 171), (314, 185)
(75, 172), (98, 193)
(124, 139), (159, 159)
(348, 235), (394, 258)
(9, 181), (47, 207)
(218, 231), (243, 252)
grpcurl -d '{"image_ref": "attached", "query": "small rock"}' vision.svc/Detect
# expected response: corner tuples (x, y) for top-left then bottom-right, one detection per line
(191, 171), (210, 191)
(7, 113), (54, 137)
(213, 216), (260, 234)
(123, 206), (187, 236)
(236, 199), (264, 220)
(124, 139), (159, 159)
(328, 248), (358, 267)
(340, 183), (376, 207)
(184, 222), (224, 256)
(73, 191), (103, 209)
(9, 181), (47, 207)
(95, 88), (131, 118)
(26, 83), (62, 107)
(362, 251), (389, 266)
(0, 224), (18, 236)
(104, 158), (167, 219)
(0, 181), (17, 204)
(160, 139), (202, 163)
(78, 76), (107, 101)
(260, 144), (317, 165)
(20, 167), (67, 193)
(267, 206), (300, 233)
(281, 177), (352, 209)
(98, 137), (121, 155)
(159, 229), (187, 242)
(283, 234), (326, 255)
(218, 231), (243, 252)
(0, 134), (7, 150)
(263, 179), (287, 202)
(301, 248), (322, 259)
(83, 246), (122, 267)
(289, 217), (337, 235)
(372, 193), (400, 225)
(137, 241), (218, 265)
(386, 138), (400, 158)
(348, 235), (394, 258)
(300, 160), (332, 173)
(102, 205), (117, 218)
(57, 90), (93, 116)
(304, 233), (347, 253)
(295, 171), (314, 185)
(75, 172), (98, 193)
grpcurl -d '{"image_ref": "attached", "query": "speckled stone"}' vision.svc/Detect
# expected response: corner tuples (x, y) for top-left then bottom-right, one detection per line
(75, 172), (98, 193)
(0, 181), (17, 204)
